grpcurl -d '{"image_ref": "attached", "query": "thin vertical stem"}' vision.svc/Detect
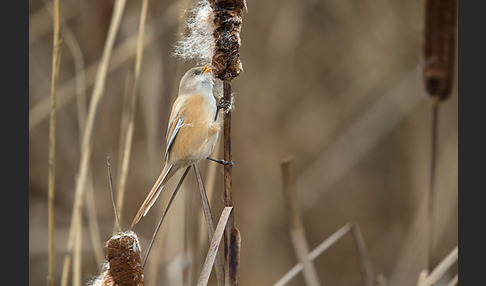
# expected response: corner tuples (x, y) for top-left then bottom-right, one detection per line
(47, 0), (61, 284)
(281, 157), (321, 286)
(194, 165), (225, 286)
(223, 80), (232, 208)
(350, 223), (374, 286)
(427, 96), (440, 270)
(222, 80), (239, 285)
(115, 0), (150, 229)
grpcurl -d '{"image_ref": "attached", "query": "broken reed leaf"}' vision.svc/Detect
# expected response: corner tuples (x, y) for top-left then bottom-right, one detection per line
(423, 0), (457, 100)
(89, 231), (144, 286)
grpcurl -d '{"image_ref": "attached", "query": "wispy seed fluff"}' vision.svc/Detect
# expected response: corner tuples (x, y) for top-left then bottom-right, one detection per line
(173, 0), (215, 65)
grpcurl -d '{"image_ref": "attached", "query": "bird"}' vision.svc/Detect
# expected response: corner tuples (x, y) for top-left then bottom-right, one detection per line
(131, 64), (222, 228)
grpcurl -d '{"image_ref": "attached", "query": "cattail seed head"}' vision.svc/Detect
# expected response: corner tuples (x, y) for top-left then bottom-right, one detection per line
(422, 0), (457, 100)
(89, 231), (144, 286)
(173, 0), (245, 81)
(209, 0), (245, 80)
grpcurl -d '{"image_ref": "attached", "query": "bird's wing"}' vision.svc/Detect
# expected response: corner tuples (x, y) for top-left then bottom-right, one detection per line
(131, 164), (173, 228)
(164, 113), (185, 160)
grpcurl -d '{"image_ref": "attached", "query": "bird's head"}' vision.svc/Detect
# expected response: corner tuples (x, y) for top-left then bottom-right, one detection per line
(179, 64), (214, 95)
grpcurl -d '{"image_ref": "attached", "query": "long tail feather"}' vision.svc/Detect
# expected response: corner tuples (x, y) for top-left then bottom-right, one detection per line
(131, 164), (174, 228)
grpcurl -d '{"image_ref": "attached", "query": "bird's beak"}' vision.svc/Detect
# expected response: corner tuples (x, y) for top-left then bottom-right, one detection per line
(202, 64), (212, 74)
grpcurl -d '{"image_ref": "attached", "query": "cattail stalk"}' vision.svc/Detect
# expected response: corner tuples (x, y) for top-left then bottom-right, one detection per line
(281, 157), (321, 286)
(422, 0), (456, 270)
(423, 0), (457, 100)
(221, 80), (241, 285)
(207, 1), (245, 284)
(47, 0), (61, 284)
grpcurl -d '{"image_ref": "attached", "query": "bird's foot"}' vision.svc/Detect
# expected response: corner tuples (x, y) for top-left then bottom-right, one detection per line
(206, 157), (235, 167)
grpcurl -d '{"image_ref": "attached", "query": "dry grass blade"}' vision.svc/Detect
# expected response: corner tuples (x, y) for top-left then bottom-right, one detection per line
(73, 218), (82, 286)
(46, 0), (105, 265)
(281, 157), (321, 286)
(274, 223), (353, 286)
(84, 172), (104, 266)
(47, 0), (61, 284)
(194, 164), (225, 286)
(198, 206), (233, 286)
(106, 157), (121, 232)
(29, 1), (75, 45)
(417, 246), (457, 286)
(60, 0), (128, 285)
(115, 0), (151, 229)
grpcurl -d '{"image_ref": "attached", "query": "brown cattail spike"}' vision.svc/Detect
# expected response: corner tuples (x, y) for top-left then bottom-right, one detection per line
(423, 0), (457, 100)
(209, 0), (245, 81)
(105, 231), (144, 286)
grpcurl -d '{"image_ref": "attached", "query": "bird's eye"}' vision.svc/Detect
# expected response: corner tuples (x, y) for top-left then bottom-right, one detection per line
(194, 70), (201, 75)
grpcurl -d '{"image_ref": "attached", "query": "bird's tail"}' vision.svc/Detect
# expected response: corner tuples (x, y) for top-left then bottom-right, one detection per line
(131, 164), (175, 228)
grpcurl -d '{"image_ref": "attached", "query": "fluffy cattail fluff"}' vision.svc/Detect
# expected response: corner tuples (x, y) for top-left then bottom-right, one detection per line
(173, 0), (245, 81)
(89, 231), (144, 286)
(173, 0), (216, 65)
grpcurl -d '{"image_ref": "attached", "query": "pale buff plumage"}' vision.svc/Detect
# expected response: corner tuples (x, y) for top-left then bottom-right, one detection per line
(131, 65), (221, 228)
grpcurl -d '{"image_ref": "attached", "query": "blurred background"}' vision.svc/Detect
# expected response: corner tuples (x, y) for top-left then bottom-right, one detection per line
(29, 0), (457, 285)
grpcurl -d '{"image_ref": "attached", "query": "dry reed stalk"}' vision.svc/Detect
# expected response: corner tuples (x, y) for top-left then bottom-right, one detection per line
(114, 0), (150, 230)
(30, 2), (181, 133)
(107, 157), (122, 231)
(274, 223), (353, 286)
(274, 222), (374, 286)
(40, 0), (88, 135)
(60, 0), (128, 285)
(350, 224), (374, 286)
(422, 0), (456, 270)
(85, 171), (105, 265)
(42, 0), (106, 265)
(194, 165), (225, 286)
(47, 0), (61, 284)
(198, 207), (233, 286)
(29, 1), (75, 45)
(198, 136), (221, 242)
(115, 72), (133, 228)
(446, 274), (457, 286)
(141, 166), (192, 269)
(417, 246), (457, 286)
(281, 157), (321, 286)
(73, 217), (82, 286)
(29, 23), (154, 132)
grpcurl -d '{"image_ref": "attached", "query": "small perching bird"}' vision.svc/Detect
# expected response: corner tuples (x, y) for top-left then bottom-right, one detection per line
(131, 64), (222, 228)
